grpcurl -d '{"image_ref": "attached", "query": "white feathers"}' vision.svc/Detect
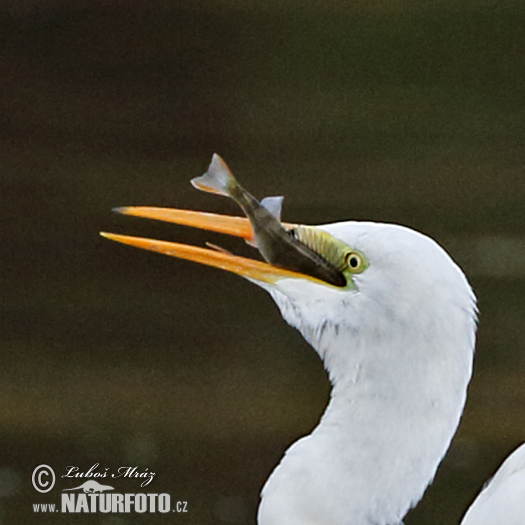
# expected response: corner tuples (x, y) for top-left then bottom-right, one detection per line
(254, 221), (478, 525)
(461, 443), (525, 525)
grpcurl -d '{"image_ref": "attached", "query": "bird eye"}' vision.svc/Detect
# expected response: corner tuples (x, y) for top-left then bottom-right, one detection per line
(345, 252), (364, 273)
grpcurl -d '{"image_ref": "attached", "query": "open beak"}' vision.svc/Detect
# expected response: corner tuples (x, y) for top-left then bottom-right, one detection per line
(101, 207), (321, 285)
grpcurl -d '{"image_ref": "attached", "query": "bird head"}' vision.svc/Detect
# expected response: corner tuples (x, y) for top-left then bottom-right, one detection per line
(100, 172), (478, 525)
(101, 205), (476, 370)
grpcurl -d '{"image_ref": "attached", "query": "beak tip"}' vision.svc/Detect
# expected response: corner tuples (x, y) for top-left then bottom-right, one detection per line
(112, 206), (128, 215)
(100, 232), (119, 242)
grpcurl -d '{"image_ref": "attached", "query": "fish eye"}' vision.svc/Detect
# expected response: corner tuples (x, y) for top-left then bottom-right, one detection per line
(345, 252), (365, 273)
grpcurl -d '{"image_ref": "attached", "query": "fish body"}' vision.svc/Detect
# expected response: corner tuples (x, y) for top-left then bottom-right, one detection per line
(191, 154), (346, 287)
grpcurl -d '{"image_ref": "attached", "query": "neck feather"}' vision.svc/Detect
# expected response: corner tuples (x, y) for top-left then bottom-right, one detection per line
(259, 291), (474, 525)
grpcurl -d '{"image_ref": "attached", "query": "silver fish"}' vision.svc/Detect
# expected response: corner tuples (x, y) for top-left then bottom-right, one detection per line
(191, 154), (346, 287)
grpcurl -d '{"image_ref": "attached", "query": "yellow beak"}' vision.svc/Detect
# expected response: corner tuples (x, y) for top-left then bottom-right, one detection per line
(101, 207), (320, 284)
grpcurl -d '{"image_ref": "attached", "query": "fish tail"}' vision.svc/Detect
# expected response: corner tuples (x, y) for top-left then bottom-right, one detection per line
(191, 154), (238, 197)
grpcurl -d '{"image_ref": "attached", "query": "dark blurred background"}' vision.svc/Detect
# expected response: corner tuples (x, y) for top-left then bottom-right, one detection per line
(1, 0), (524, 523)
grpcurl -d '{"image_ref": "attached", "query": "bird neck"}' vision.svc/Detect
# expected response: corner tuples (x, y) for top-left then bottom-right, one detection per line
(324, 320), (472, 523)
(259, 303), (473, 525)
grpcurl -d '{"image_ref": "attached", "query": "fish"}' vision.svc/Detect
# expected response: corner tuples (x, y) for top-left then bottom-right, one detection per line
(191, 154), (346, 287)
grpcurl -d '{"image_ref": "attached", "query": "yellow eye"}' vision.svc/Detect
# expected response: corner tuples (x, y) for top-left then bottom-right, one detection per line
(345, 252), (365, 273)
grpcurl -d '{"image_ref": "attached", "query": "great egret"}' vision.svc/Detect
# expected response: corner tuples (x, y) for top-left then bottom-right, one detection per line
(101, 156), (523, 524)
(460, 442), (525, 525)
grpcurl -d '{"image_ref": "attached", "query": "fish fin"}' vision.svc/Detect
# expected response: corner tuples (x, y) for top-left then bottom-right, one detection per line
(260, 196), (284, 222)
(245, 235), (258, 248)
(191, 154), (237, 196)
(243, 196), (284, 248)
(205, 242), (234, 255)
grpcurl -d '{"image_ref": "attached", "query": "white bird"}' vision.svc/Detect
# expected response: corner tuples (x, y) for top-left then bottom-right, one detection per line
(461, 442), (525, 525)
(101, 155), (524, 524)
